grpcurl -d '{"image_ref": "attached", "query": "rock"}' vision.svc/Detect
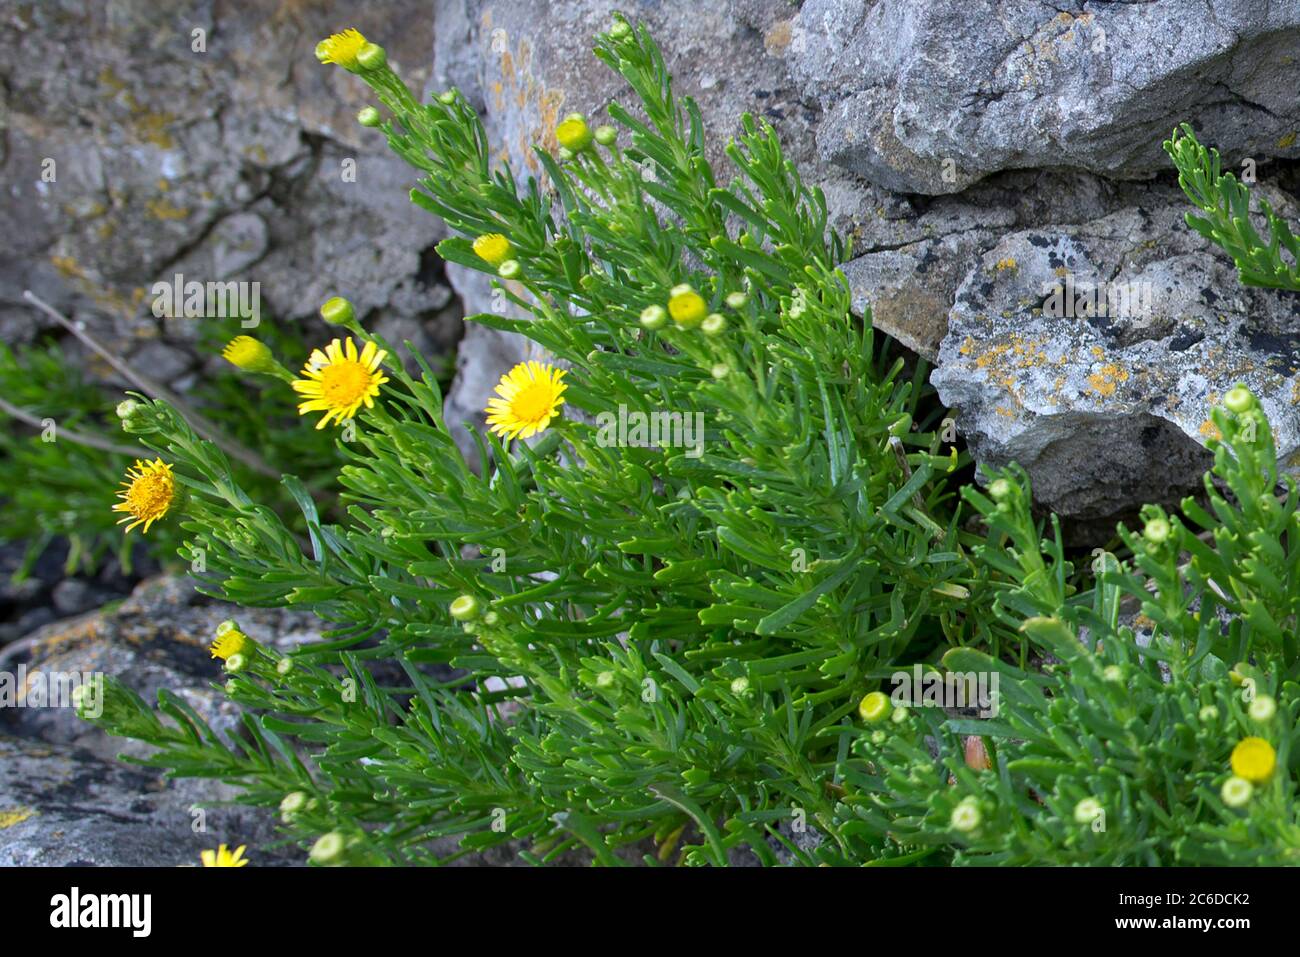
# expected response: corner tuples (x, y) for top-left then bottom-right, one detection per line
(0, 0), (461, 386)
(0, 573), (325, 866)
(0, 734), (286, 866)
(788, 0), (1300, 195)
(50, 579), (110, 618)
(931, 196), (1300, 526)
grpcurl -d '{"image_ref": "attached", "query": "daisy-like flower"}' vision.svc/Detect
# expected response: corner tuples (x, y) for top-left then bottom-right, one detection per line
(1230, 736), (1276, 784)
(292, 337), (389, 430)
(210, 629), (252, 661)
(112, 459), (176, 534)
(485, 361), (567, 440)
(315, 29), (367, 70)
(667, 284), (707, 329)
(201, 844), (249, 867)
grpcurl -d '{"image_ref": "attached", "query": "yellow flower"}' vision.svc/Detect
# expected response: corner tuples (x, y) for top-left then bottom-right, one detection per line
(210, 629), (252, 661)
(485, 361), (567, 440)
(555, 113), (593, 151)
(473, 233), (514, 267)
(315, 29), (367, 70)
(667, 284), (708, 328)
(858, 691), (892, 723)
(292, 337), (389, 430)
(1230, 736), (1276, 784)
(112, 458), (176, 534)
(200, 844), (249, 867)
(221, 335), (274, 373)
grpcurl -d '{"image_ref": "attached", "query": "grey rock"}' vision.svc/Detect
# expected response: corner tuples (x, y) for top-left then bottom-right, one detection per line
(0, 734), (285, 867)
(931, 197), (1300, 525)
(788, 0), (1300, 195)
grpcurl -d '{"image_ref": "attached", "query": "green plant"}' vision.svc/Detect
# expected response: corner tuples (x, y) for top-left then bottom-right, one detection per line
(1164, 123), (1300, 291)
(82, 18), (1300, 866)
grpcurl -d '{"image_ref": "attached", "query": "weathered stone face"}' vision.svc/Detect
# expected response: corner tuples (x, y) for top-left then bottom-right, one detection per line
(1, 0), (459, 378)
(787, 0), (1300, 195)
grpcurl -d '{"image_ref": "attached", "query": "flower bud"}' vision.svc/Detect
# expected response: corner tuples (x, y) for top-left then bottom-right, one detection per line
(1073, 797), (1102, 825)
(320, 296), (355, 326)
(1221, 775), (1253, 808)
(450, 594), (480, 622)
(276, 657), (295, 677)
(594, 125), (618, 147)
(668, 285), (707, 329)
(1248, 694), (1277, 722)
(1230, 736), (1276, 784)
(988, 478), (1012, 502)
(609, 18), (631, 39)
(224, 653), (248, 675)
(710, 363), (730, 380)
(221, 335), (277, 374)
(858, 690), (892, 723)
(497, 259), (522, 280)
(1223, 386), (1255, 414)
(556, 113), (593, 151)
(1102, 665), (1123, 682)
(950, 798), (981, 833)
(357, 106), (382, 127)
(438, 90), (457, 105)
(697, 313), (725, 337)
(280, 791), (309, 823)
(1143, 516), (1171, 545)
(725, 291), (748, 310)
(309, 831), (346, 865)
(1198, 704), (1219, 723)
(640, 305), (668, 330)
(595, 670), (616, 690)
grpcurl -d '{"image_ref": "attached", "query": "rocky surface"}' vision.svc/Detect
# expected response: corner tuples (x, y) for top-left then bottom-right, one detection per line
(7, 0), (1300, 524)
(1, 0), (462, 384)
(0, 575), (321, 865)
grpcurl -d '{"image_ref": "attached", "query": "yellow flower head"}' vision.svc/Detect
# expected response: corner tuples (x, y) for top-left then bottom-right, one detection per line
(556, 113), (593, 152)
(1230, 736), (1276, 784)
(315, 29), (367, 70)
(221, 335), (274, 373)
(485, 361), (567, 440)
(112, 458), (176, 534)
(292, 337), (389, 430)
(201, 844), (249, 867)
(668, 284), (708, 329)
(210, 629), (253, 661)
(473, 233), (514, 267)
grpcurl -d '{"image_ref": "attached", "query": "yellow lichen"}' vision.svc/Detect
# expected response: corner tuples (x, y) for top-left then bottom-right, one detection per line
(0, 808), (35, 830)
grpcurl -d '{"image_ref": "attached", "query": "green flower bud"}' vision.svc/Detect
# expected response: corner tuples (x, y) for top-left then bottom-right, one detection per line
(309, 831), (347, 865)
(640, 305), (668, 330)
(276, 657), (295, 677)
(1198, 704), (1219, 723)
(1102, 665), (1123, 682)
(858, 690), (892, 723)
(710, 363), (730, 380)
(497, 259), (522, 280)
(224, 653), (247, 674)
(280, 791), (309, 822)
(988, 478), (1012, 502)
(1221, 775), (1253, 808)
(357, 106), (382, 127)
(950, 798), (981, 833)
(320, 296), (355, 326)
(438, 90), (457, 105)
(891, 704), (911, 724)
(725, 291), (748, 309)
(594, 125), (618, 146)
(609, 18), (632, 39)
(449, 594), (480, 622)
(701, 313), (727, 336)
(1143, 516), (1171, 545)
(1249, 694), (1277, 722)
(1223, 386), (1255, 414)
(595, 670), (616, 689)
(730, 676), (751, 696)
(1073, 797), (1103, 825)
